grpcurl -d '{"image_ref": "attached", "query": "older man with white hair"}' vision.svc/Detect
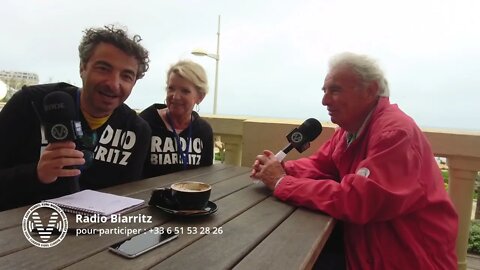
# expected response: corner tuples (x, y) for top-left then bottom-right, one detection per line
(251, 52), (458, 269)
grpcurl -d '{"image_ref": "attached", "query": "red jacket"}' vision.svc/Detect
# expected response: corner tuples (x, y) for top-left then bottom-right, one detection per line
(275, 98), (458, 269)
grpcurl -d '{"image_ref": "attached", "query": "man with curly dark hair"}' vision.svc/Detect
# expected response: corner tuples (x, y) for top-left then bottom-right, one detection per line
(78, 24), (150, 80)
(0, 25), (152, 211)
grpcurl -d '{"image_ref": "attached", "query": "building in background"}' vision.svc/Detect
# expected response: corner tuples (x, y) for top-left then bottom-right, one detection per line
(0, 70), (39, 102)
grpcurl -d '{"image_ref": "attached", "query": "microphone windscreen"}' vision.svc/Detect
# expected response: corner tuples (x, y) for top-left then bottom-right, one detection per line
(298, 118), (322, 142)
(43, 91), (76, 122)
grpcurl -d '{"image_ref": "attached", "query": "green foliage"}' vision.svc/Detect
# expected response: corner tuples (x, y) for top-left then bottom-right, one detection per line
(442, 170), (449, 190)
(469, 220), (480, 254)
(441, 170), (449, 183)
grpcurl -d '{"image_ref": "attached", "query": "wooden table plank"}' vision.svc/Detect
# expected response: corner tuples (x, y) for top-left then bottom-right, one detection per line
(89, 163), (241, 197)
(0, 165), (335, 270)
(0, 165), (250, 256)
(64, 181), (271, 270)
(0, 207), (169, 270)
(0, 206), (30, 230)
(149, 196), (296, 270)
(233, 208), (335, 270)
(0, 167), (256, 269)
(0, 226), (30, 257)
(0, 164), (233, 230)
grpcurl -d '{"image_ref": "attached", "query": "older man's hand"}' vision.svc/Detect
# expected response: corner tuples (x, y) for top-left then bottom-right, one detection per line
(250, 150), (286, 190)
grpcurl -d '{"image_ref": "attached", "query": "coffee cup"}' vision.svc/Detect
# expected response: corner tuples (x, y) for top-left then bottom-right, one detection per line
(149, 181), (211, 210)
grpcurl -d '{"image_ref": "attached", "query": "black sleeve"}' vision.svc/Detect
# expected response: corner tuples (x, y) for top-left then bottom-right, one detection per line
(0, 89), (42, 210)
(200, 120), (214, 166)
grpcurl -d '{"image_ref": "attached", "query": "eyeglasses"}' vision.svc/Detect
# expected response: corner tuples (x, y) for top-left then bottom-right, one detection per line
(77, 130), (98, 170)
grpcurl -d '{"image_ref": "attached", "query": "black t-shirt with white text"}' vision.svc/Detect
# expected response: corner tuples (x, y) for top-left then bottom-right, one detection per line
(139, 104), (213, 178)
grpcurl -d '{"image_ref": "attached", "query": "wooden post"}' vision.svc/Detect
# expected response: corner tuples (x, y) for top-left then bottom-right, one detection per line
(448, 156), (480, 270)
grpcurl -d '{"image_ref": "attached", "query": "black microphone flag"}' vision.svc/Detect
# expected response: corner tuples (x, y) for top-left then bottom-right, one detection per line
(43, 91), (83, 142)
(275, 118), (322, 161)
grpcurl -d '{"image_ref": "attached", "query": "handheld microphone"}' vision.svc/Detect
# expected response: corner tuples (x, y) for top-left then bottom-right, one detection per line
(43, 91), (84, 192)
(253, 118), (322, 184)
(43, 91), (83, 142)
(274, 118), (323, 162)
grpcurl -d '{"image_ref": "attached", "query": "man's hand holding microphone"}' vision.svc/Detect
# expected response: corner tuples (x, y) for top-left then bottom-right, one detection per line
(251, 118), (322, 190)
(37, 141), (85, 184)
(37, 91), (85, 186)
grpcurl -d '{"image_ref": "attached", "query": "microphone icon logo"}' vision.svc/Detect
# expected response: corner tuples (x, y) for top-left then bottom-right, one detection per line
(290, 131), (304, 144)
(50, 124), (69, 140)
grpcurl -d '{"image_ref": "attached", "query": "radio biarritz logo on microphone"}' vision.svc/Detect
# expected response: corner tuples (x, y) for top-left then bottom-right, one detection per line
(50, 123), (69, 140)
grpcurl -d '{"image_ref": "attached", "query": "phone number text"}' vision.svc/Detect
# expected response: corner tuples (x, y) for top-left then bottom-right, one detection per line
(149, 226), (223, 235)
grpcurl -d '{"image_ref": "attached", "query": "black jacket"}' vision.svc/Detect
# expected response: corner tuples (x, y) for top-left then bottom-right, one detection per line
(0, 83), (151, 211)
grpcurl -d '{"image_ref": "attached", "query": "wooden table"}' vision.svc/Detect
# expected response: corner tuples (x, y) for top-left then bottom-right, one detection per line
(0, 164), (335, 270)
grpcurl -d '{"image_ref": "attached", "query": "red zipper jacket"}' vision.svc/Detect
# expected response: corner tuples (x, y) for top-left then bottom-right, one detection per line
(274, 97), (458, 269)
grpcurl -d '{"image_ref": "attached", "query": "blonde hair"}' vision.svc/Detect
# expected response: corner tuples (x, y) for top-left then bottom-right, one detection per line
(166, 60), (209, 95)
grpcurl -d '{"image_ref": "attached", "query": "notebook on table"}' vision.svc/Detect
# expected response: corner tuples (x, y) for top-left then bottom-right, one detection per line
(44, 189), (145, 216)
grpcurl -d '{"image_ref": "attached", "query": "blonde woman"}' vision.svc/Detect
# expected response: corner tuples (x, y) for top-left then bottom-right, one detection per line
(140, 60), (213, 177)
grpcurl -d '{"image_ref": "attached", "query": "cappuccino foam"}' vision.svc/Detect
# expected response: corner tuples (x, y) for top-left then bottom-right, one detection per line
(173, 182), (210, 192)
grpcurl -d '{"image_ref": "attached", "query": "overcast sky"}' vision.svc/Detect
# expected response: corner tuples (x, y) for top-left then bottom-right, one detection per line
(2, 0), (479, 131)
